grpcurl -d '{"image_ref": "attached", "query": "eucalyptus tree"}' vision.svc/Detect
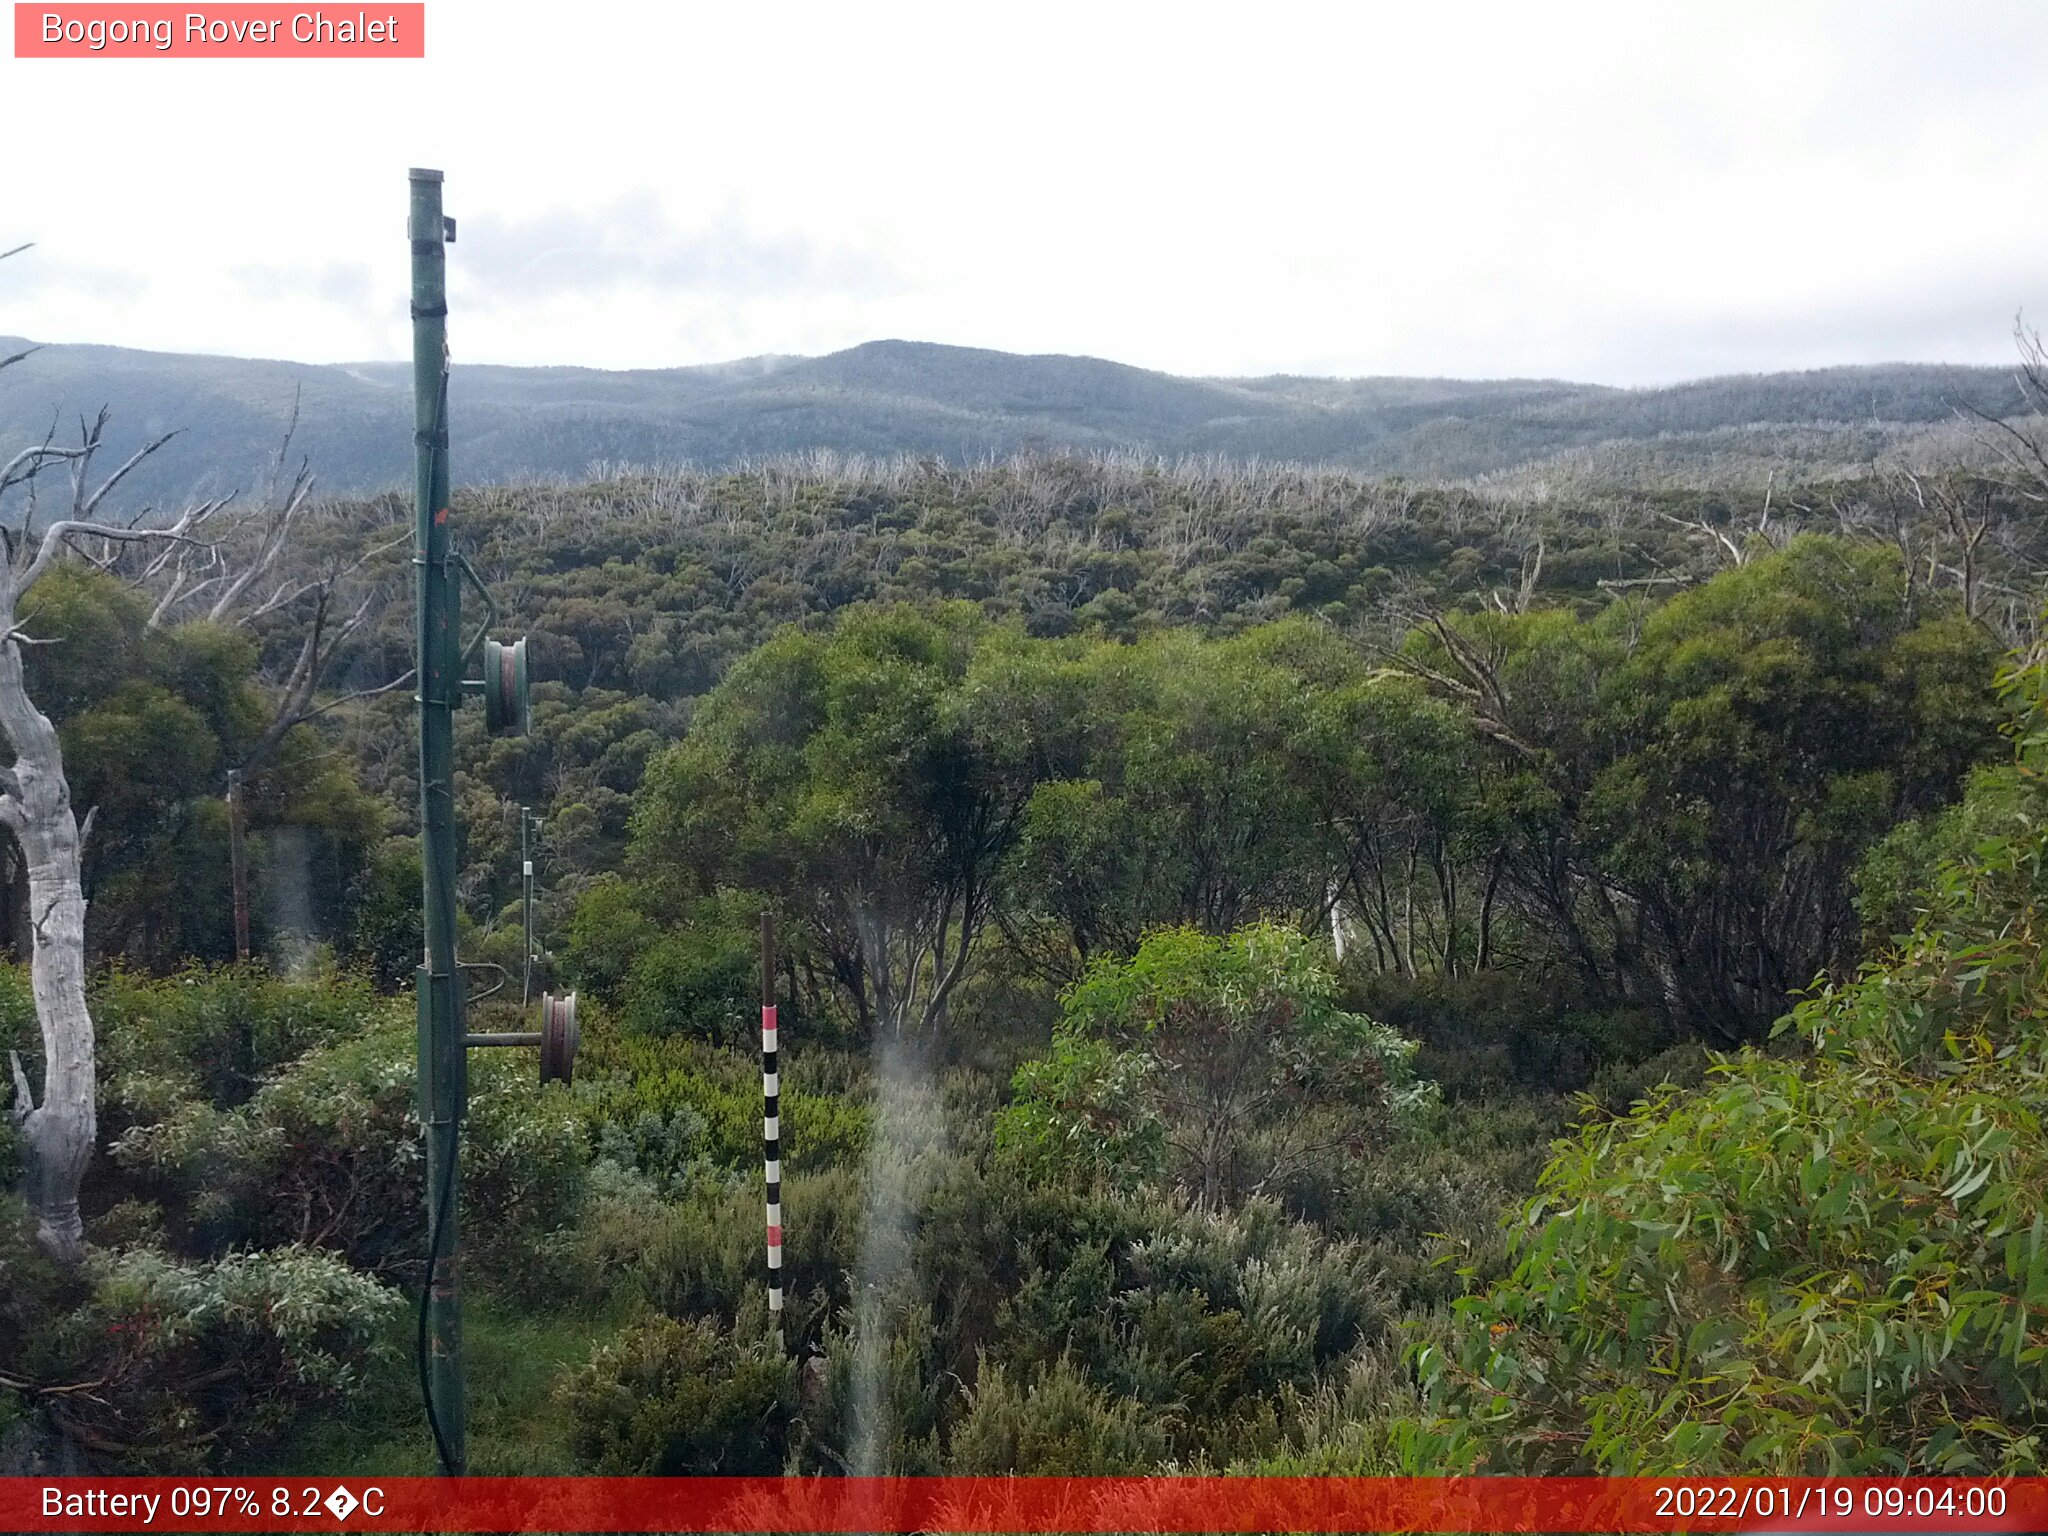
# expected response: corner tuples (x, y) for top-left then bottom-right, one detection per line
(0, 375), (223, 1260)
(1397, 537), (1999, 1042)
(632, 602), (1044, 1039)
(1, 248), (392, 1257)
(1001, 626), (1347, 978)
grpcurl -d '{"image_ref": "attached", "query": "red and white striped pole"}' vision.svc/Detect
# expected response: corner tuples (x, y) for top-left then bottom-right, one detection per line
(761, 910), (784, 1348)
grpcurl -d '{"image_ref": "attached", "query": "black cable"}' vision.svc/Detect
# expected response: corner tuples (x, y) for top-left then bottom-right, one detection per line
(416, 1124), (460, 1477)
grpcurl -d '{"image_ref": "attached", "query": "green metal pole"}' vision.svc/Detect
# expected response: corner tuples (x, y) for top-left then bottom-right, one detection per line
(409, 166), (466, 1474)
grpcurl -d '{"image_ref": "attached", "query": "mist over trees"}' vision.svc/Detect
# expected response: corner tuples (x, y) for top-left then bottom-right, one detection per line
(0, 335), (2035, 501)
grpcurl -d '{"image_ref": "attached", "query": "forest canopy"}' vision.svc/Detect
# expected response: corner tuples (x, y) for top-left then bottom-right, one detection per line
(1, 445), (2043, 1477)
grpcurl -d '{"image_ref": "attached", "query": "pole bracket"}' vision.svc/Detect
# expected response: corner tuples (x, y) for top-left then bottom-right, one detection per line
(453, 551), (499, 670)
(461, 993), (578, 1084)
(456, 958), (508, 1002)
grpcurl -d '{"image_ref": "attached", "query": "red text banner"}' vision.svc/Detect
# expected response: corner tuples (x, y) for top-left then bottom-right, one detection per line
(2, 1476), (2044, 1533)
(14, 5), (424, 57)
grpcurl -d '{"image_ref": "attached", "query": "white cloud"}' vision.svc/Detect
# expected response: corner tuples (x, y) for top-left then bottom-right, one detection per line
(2, 0), (2045, 384)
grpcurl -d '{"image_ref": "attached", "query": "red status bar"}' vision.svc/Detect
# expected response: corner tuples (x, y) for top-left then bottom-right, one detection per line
(5, 1476), (2044, 1533)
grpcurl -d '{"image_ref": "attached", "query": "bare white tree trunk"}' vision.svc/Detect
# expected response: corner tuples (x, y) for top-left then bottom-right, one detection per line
(0, 389), (216, 1263)
(0, 635), (94, 1264)
(0, 254), (277, 1265)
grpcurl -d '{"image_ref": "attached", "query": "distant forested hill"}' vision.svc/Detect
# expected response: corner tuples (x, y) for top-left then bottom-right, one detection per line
(0, 334), (2029, 503)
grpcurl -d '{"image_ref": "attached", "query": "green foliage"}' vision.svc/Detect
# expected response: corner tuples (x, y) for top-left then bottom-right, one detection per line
(0, 1186), (399, 1469)
(612, 543), (1995, 1058)
(800, 1295), (950, 1474)
(1421, 537), (2000, 1041)
(1413, 654), (2048, 1472)
(0, 441), (2020, 1480)
(0, 964), (37, 1186)
(342, 838), (423, 993)
(1271, 1096), (1563, 1314)
(0, 565), (386, 971)
(619, 933), (751, 1042)
(556, 1314), (795, 1474)
(611, 892), (765, 1045)
(632, 602), (1038, 1038)
(989, 1195), (1388, 1462)
(66, 1244), (402, 1465)
(1002, 626), (1348, 964)
(578, 1161), (864, 1329)
(178, 444), (2035, 1025)
(949, 1357), (1165, 1472)
(998, 1035), (1162, 1192)
(563, 874), (659, 1003)
(1351, 971), (1675, 1102)
(95, 962), (382, 1113)
(580, 1030), (869, 1183)
(100, 968), (585, 1283)
(1005, 923), (1430, 1208)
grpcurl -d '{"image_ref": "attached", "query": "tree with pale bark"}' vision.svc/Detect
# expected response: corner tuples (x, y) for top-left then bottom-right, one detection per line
(0, 381), (221, 1259)
(1, 248), (398, 1260)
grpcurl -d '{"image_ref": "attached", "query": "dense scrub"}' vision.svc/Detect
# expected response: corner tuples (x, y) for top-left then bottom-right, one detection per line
(2, 451), (2045, 1474)
(607, 542), (1997, 1047)
(0, 966), (579, 1467)
(1409, 655), (2048, 1471)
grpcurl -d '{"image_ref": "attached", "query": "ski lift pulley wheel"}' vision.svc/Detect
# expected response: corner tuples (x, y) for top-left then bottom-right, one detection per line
(539, 990), (579, 1085)
(483, 636), (529, 736)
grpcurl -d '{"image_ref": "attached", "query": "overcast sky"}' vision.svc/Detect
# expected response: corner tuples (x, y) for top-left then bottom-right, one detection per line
(5, 0), (2047, 386)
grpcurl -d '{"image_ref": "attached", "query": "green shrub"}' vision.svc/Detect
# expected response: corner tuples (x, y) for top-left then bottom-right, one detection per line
(1584, 1039), (1712, 1115)
(95, 963), (384, 1119)
(0, 966), (30, 1188)
(110, 1015), (585, 1286)
(18, 1237), (401, 1469)
(556, 1314), (794, 1473)
(797, 1296), (948, 1475)
(619, 934), (753, 1043)
(580, 1030), (869, 1175)
(0, 1194), (75, 1368)
(1351, 971), (1672, 1101)
(996, 1035), (1160, 1192)
(981, 1193), (1384, 1461)
(1419, 1038), (2048, 1472)
(605, 890), (775, 1045)
(342, 838), (424, 994)
(948, 1357), (1164, 1472)
(563, 875), (660, 1004)
(1243, 1345), (1426, 1475)
(1004, 924), (1431, 1209)
(1413, 658), (2048, 1473)
(574, 1161), (864, 1334)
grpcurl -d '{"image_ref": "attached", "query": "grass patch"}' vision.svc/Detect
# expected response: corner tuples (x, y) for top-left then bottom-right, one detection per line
(245, 1292), (632, 1475)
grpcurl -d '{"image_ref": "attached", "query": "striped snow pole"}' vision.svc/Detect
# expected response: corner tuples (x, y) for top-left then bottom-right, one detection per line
(761, 910), (783, 1345)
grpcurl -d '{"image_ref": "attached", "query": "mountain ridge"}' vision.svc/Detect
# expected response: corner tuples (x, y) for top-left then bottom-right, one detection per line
(0, 334), (2028, 501)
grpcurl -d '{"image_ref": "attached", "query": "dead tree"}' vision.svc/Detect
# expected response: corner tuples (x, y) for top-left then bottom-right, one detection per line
(1658, 471), (1788, 570)
(133, 400), (412, 778)
(1882, 466), (1996, 624)
(0, 393), (216, 1263)
(1958, 317), (2048, 506)
(1489, 536), (1545, 614)
(2, 249), (407, 1259)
